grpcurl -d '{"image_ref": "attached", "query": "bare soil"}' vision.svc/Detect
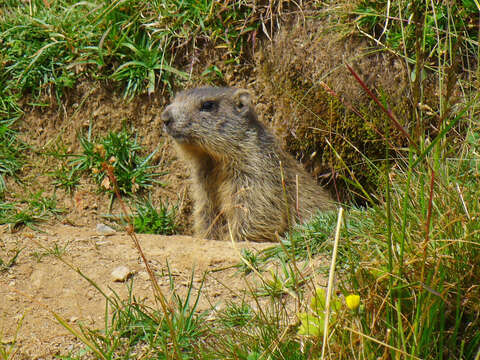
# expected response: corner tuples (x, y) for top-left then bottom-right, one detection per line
(0, 225), (272, 359)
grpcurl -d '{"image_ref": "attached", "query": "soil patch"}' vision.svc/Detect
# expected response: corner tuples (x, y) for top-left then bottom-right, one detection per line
(1, 225), (272, 359)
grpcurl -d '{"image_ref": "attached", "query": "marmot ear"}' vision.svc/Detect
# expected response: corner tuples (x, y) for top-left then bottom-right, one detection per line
(233, 89), (252, 114)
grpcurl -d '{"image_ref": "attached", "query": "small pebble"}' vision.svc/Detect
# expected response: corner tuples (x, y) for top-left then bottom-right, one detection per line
(111, 266), (134, 282)
(96, 223), (116, 236)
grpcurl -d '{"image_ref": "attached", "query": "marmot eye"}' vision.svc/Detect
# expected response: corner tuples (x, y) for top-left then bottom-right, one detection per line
(200, 101), (217, 112)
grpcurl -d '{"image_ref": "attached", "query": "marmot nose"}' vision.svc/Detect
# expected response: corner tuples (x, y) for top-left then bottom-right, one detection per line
(161, 107), (173, 127)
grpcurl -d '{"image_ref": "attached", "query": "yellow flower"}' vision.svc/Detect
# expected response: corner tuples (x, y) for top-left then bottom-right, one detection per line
(345, 294), (360, 311)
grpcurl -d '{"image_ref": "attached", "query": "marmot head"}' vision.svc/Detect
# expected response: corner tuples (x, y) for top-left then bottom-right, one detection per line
(161, 87), (264, 152)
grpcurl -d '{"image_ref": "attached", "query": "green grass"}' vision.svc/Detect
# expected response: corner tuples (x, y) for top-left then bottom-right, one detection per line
(0, 192), (63, 230)
(262, 210), (338, 261)
(0, 87), (25, 195)
(132, 197), (178, 235)
(59, 270), (207, 359)
(31, 242), (68, 262)
(218, 302), (255, 328)
(353, 0), (479, 62)
(0, 119), (25, 195)
(51, 164), (81, 194)
(0, 0), (281, 101)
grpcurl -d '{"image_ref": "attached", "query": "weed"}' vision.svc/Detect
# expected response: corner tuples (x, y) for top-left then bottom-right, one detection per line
(110, 34), (189, 99)
(256, 257), (306, 298)
(132, 197), (178, 235)
(238, 248), (263, 275)
(354, 1), (478, 56)
(51, 164), (81, 194)
(262, 211), (338, 261)
(0, 248), (22, 272)
(201, 294), (306, 359)
(71, 127), (164, 196)
(0, 0), (285, 101)
(0, 192), (62, 229)
(0, 312), (24, 360)
(31, 242), (67, 262)
(0, 202), (41, 229)
(59, 270), (207, 359)
(27, 191), (63, 216)
(219, 302), (255, 328)
(0, 119), (25, 196)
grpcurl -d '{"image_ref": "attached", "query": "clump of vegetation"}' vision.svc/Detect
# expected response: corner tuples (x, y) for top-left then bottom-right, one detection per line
(263, 210), (338, 261)
(132, 197), (178, 235)
(0, 87), (25, 196)
(237, 248), (264, 274)
(58, 271), (207, 359)
(0, 0), (287, 101)
(354, 0), (479, 61)
(69, 127), (163, 196)
(51, 164), (81, 194)
(218, 302), (255, 328)
(0, 248), (22, 272)
(0, 119), (25, 196)
(0, 192), (62, 230)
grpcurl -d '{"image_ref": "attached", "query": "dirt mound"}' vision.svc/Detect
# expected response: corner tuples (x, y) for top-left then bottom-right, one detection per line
(0, 225), (272, 359)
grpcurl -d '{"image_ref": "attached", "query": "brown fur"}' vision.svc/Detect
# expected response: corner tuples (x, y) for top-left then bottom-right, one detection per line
(161, 87), (334, 242)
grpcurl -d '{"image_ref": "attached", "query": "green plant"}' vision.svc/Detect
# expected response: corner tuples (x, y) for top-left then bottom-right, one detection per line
(263, 211), (338, 261)
(0, 1), (94, 99)
(0, 248), (22, 272)
(132, 197), (178, 235)
(257, 258), (304, 298)
(31, 242), (68, 262)
(311, 1), (480, 356)
(353, 0), (479, 62)
(297, 287), (343, 338)
(0, 192), (62, 229)
(59, 270), (207, 359)
(0, 312), (24, 360)
(0, 0), (285, 104)
(71, 127), (164, 196)
(110, 34), (189, 99)
(238, 248), (263, 275)
(219, 302), (255, 328)
(51, 164), (81, 194)
(27, 191), (63, 216)
(0, 118), (25, 195)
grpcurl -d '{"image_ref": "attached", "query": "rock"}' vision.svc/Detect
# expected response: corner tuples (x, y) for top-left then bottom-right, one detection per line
(111, 266), (133, 282)
(96, 223), (116, 236)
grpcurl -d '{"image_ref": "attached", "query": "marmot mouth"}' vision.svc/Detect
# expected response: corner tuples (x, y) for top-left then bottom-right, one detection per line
(164, 128), (190, 143)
